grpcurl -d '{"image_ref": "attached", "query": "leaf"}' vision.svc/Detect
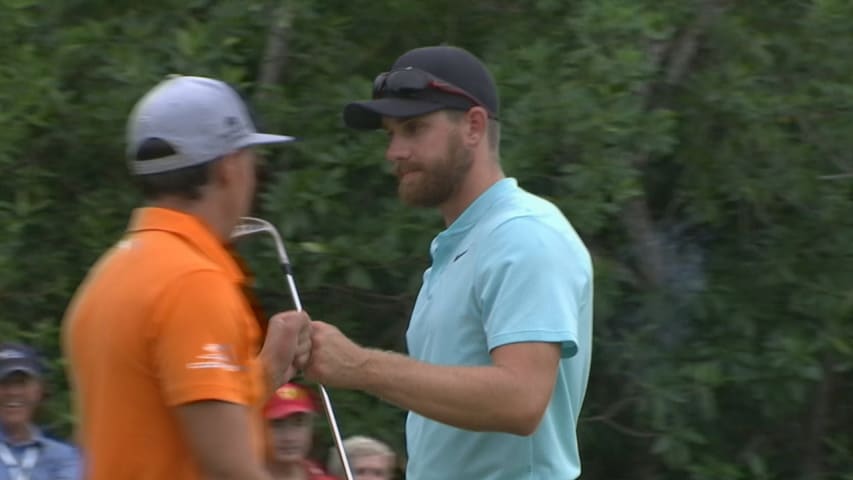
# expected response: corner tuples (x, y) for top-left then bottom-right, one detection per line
(346, 265), (373, 290)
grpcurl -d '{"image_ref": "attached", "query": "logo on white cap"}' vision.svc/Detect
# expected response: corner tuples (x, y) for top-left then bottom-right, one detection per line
(0, 349), (26, 360)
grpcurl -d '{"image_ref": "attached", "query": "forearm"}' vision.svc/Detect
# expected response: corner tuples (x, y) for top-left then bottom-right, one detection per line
(307, 322), (559, 434)
(176, 401), (275, 480)
(260, 353), (296, 397)
(358, 349), (538, 435)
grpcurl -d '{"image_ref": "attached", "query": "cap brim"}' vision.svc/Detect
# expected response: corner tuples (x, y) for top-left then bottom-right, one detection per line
(343, 98), (446, 130)
(264, 404), (315, 420)
(240, 133), (297, 148)
(0, 365), (40, 380)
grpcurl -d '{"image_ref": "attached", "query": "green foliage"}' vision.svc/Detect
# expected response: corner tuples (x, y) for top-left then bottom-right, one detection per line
(1, 0), (851, 478)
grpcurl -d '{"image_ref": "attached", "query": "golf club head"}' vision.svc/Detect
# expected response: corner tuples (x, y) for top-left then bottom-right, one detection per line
(231, 216), (275, 239)
(230, 216), (290, 265)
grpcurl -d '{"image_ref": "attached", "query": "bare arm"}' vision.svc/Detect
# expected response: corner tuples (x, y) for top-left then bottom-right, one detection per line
(307, 322), (561, 436)
(175, 401), (273, 480)
(365, 342), (560, 435)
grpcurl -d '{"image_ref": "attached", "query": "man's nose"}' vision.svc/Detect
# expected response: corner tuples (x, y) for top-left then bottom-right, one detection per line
(385, 135), (410, 163)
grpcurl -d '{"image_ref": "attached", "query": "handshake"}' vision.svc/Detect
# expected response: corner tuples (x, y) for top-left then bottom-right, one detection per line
(259, 310), (367, 390)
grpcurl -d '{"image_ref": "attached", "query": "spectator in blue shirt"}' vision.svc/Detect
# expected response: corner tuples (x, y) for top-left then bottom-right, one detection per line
(0, 343), (82, 480)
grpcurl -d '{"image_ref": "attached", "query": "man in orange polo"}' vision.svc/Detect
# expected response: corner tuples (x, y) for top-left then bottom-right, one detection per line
(62, 75), (310, 480)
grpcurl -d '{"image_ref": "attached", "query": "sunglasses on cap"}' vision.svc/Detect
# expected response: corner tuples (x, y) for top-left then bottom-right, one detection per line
(373, 68), (496, 118)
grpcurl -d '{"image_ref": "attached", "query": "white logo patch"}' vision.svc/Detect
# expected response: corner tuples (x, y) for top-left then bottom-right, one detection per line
(186, 343), (241, 372)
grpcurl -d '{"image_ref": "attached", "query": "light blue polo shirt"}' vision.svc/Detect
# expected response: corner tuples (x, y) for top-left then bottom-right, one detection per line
(0, 426), (82, 480)
(405, 178), (593, 480)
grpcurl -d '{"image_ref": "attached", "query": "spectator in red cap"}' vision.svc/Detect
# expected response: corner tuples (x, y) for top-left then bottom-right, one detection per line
(264, 383), (335, 480)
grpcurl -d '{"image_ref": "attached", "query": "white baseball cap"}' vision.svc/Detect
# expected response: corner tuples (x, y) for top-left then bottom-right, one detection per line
(127, 75), (295, 175)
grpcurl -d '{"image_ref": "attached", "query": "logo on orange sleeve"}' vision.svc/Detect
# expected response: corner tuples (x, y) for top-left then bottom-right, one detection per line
(186, 343), (242, 372)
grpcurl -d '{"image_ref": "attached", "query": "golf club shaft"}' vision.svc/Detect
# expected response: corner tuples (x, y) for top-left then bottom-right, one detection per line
(232, 217), (354, 480)
(279, 264), (354, 480)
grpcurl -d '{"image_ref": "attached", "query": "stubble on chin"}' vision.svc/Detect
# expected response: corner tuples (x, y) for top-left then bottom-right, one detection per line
(396, 134), (472, 207)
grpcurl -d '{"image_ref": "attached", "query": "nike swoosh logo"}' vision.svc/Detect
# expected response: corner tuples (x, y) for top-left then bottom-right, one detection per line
(453, 250), (469, 262)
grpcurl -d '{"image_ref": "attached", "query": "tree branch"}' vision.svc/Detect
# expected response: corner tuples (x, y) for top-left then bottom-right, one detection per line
(801, 358), (836, 480)
(582, 415), (659, 439)
(664, 0), (730, 85)
(255, 3), (294, 101)
(582, 397), (660, 438)
(620, 0), (730, 288)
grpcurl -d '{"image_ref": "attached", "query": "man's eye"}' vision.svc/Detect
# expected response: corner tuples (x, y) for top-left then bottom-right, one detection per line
(403, 122), (420, 135)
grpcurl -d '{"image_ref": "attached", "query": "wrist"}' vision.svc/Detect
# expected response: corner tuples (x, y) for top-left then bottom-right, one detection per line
(259, 350), (286, 394)
(259, 351), (274, 394)
(358, 348), (386, 394)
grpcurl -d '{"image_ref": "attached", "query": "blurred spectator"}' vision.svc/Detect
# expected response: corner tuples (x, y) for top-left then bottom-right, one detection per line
(0, 343), (81, 480)
(327, 436), (396, 480)
(265, 383), (336, 480)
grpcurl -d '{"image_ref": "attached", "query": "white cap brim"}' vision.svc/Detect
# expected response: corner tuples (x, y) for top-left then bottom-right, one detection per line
(239, 133), (296, 148)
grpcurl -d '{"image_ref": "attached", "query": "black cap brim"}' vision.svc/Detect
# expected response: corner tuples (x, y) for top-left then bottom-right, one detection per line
(343, 98), (446, 130)
(0, 365), (40, 380)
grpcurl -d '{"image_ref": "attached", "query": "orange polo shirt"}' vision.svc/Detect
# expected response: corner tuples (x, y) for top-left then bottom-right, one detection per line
(62, 207), (267, 480)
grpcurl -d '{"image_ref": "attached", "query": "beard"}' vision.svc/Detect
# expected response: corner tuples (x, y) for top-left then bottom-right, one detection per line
(396, 131), (473, 207)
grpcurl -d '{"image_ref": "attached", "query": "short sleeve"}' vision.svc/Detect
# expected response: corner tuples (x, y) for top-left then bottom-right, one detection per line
(475, 216), (591, 358)
(151, 270), (260, 406)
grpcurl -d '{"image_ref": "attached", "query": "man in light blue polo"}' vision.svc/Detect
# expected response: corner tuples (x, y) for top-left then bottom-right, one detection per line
(0, 343), (82, 480)
(305, 45), (593, 480)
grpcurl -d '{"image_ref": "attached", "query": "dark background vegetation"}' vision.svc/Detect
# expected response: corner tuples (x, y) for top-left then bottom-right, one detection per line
(1, 1), (851, 478)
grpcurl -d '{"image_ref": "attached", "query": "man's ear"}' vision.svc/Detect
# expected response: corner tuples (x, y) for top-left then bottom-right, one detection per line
(464, 107), (489, 148)
(211, 153), (237, 188)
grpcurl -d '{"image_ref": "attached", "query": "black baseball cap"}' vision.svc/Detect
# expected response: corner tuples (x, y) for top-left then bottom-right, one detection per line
(343, 45), (499, 130)
(0, 343), (44, 380)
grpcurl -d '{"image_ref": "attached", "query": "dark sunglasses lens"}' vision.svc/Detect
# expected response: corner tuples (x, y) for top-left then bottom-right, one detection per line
(383, 69), (430, 96)
(372, 72), (389, 97)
